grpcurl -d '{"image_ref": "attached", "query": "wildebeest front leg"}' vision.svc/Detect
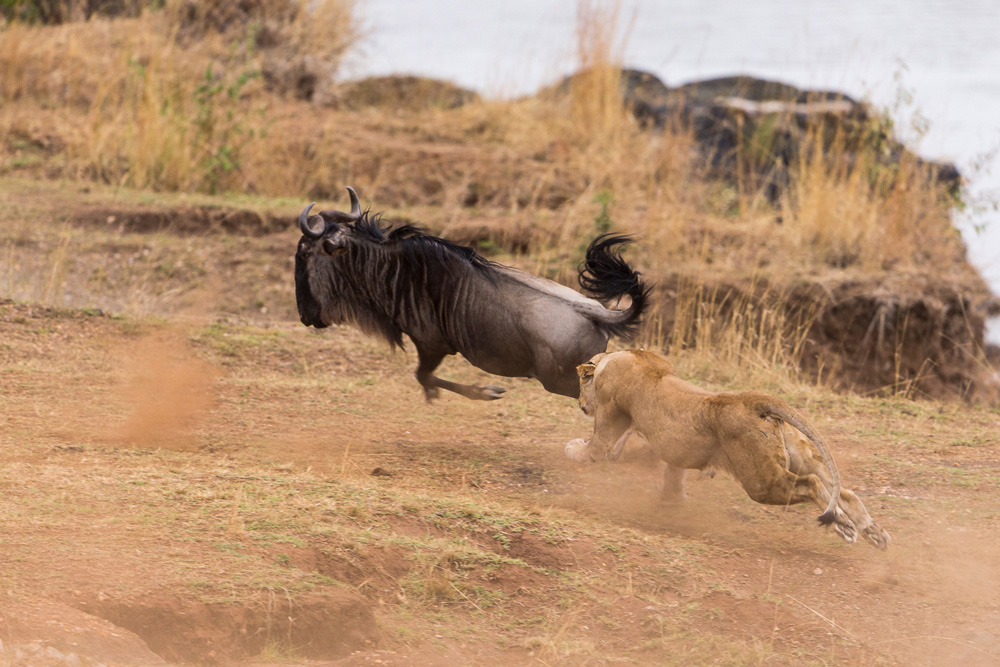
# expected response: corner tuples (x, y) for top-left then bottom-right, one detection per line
(414, 345), (506, 401)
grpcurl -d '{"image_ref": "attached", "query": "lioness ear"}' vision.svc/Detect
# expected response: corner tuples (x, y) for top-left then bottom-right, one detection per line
(577, 362), (596, 380)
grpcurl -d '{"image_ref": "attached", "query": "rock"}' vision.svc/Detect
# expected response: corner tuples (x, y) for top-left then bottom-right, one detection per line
(548, 69), (961, 203)
(334, 75), (481, 111)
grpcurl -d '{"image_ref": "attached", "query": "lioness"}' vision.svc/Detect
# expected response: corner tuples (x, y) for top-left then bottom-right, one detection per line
(565, 350), (889, 549)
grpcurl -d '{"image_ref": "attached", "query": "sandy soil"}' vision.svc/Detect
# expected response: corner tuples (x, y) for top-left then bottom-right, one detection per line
(0, 179), (998, 665)
(1, 295), (998, 666)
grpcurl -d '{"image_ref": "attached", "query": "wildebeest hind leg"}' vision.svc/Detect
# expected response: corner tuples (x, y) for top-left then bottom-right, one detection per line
(415, 345), (506, 401)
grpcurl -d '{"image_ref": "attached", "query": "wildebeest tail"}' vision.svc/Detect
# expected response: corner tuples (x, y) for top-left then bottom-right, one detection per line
(578, 233), (650, 339)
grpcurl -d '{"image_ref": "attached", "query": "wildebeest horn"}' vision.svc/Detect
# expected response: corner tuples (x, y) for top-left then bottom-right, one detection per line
(317, 186), (363, 225)
(347, 186), (361, 217)
(299, 202), (325, 238)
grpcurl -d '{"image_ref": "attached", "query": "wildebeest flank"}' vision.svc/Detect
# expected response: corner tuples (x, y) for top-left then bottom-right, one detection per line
(295, 187), (650, 400)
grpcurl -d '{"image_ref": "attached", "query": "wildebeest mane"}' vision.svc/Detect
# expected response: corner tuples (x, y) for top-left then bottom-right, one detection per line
(350, 211), (496, 275)
(318, 211), (499, 351)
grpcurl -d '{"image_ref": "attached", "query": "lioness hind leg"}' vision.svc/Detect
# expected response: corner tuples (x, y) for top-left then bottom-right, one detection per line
(722, 426), (859, 542)
(736, 467), (859, 544)
(783, 429), (890, 549)
(829, 488), (890, 549)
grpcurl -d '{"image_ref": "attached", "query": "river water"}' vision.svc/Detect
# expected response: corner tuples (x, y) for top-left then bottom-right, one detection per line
(344, 0), (1000, 341)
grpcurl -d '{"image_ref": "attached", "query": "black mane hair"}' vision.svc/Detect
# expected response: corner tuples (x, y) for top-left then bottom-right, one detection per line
(302, 211), (500, 352)
(348, 211), (496, 275)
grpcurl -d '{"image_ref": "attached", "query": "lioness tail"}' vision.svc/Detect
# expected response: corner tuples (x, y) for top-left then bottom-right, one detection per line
(758, 401), (842, 526)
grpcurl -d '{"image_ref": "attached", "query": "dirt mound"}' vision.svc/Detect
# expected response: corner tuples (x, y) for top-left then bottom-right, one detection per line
(1, 599), (166, 666)
(74, 589), (378, 663)
(798, 275), (998, 401)
(656, 272), (999, 403)
(69, 205), (288, 236)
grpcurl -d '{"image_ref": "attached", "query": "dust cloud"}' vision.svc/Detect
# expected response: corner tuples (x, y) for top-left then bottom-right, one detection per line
(110, 332), (218, 451)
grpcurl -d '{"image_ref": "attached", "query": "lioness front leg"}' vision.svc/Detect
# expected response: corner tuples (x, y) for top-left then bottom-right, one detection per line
(659, 464), (687, 502)
(565, 405), (632, 462)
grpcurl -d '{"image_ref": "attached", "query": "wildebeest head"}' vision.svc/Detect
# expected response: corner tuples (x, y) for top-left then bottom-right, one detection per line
(294, 187), (362, 328)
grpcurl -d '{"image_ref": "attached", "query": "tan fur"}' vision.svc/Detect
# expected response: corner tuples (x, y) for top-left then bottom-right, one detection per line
(566, 350), (889, 549)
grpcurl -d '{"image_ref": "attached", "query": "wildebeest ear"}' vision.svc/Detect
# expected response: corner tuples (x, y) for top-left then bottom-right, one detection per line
(577, 362), (596, 379)
(322, 238), (347, 256)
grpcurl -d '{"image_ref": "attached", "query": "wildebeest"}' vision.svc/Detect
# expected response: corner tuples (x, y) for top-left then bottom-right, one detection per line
(295, 187), (649, 400)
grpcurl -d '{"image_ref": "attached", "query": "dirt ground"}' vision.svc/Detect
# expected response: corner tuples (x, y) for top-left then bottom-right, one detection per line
(1, 184), (999, 665)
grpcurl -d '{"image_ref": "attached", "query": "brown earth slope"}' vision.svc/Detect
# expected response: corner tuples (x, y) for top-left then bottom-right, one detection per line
(1, 297), (999, 665)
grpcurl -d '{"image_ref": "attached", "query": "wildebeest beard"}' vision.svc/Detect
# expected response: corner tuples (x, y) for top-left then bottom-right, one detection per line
(293, 248), (325, 328)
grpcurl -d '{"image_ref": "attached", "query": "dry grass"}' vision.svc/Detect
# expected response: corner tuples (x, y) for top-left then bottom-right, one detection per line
(779, 124), (961, 271)
(646, 275), (821, 392)
(0, 0), (979, 397)
(0, 1), (359, 194)
(0, 2), (959, 275)
(568, 0), (631, 143)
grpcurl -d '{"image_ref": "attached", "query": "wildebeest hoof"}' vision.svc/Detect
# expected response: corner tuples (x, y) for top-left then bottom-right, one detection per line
(479, 385), (506, 400)
(423, 386), (441, 401)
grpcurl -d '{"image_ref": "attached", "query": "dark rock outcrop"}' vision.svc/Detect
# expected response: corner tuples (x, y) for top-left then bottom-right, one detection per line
(552, 70), (962, 203)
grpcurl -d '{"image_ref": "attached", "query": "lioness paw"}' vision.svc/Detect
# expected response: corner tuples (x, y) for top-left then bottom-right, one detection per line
(832, 521), (858, 544)
(863, 523), (890, 550)
(565, 438), (592, 462)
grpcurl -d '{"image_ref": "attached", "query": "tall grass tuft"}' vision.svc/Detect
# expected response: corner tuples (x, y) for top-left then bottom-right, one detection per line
(79, 27), (263, 193)
(649, 275), (821, 391)
(0, 1), (359, 195)
(779, 119), (962, 271)
(569, 0), (630, 143)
